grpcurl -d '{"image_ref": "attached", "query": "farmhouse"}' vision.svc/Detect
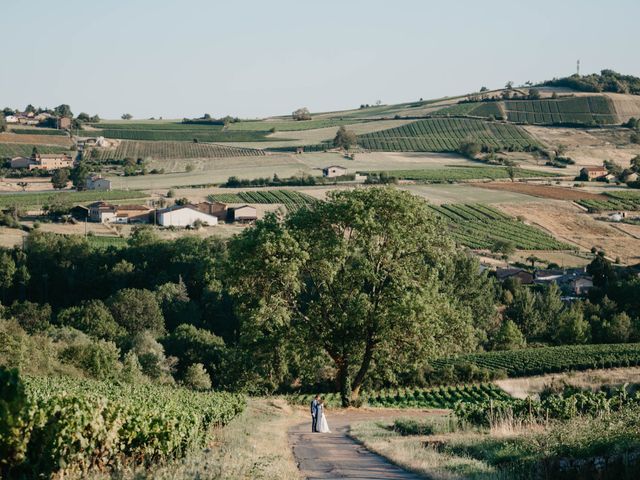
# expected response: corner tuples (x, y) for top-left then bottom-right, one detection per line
(194, 201), (228, 221)
(231, 205), (258, 223)
(88, 202), (152, 223)
(580, 166), (608, 181)
(57, 117), (72, 130)
(11, 152), (74, 171)
(322, 165), (348, 178)
(86, 175), (112, 191)
(157, 205), (219, 227)
(495, 268), (534, 285)
(571, 276), (594, 295)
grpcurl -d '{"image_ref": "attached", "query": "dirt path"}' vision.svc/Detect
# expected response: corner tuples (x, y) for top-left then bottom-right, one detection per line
(289, 409), (429, 479)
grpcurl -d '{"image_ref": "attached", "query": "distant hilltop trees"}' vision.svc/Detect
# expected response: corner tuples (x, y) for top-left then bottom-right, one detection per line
(292, 107), (312, 121)
(542, 69), (640, 95)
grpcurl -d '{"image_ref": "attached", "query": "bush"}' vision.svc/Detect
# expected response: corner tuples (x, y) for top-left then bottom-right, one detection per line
(183, 363), (212, 391)
(56, 299), (124, 341)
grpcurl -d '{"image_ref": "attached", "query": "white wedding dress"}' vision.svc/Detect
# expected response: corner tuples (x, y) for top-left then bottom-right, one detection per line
(317, 404), (331, 433)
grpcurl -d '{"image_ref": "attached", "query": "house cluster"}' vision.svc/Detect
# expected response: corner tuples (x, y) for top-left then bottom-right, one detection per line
(72, 200), (258, 227)
(10, 152), (75, 171)
(5, 112), (71, 129)
(495, 267), (594, 297)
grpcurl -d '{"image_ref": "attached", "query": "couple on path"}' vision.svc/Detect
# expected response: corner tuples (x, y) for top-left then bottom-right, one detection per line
(310, 394), (331, 433)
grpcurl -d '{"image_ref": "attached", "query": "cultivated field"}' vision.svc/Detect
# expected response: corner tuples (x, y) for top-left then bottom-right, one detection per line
(365, 166), (557, 182)
(0, 131), (73, 146)
(477, 182), (605, 200)
(497, 200), (640, 263)
(357, 118), (539, 152)
(87, 140), (264, 161)
(0, 143), (71, 157)
(504, 96), (618, 125)
(208, 189), (317, 210)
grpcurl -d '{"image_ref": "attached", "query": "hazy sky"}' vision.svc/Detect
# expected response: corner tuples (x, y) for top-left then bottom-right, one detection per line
(2, 0), (638, 119)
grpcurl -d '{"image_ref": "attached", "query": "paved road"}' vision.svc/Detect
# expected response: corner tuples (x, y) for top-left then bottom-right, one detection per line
(289, 409), (431, 480)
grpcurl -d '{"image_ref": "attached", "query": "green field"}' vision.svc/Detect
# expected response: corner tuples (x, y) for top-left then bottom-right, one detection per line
(290, 383), (511, 409)
(87, 140), (264, 161)
(227, 118), (364, 131)
(577, 190), (640, 211)
(357, 118), (539, 152)
(0, 190), (147, 208)
(433, 102), (504, 119)
(431, 343), (640, 377)
(428, 203), (572, 250)
(365, 166), (557, 183)
(0, 143), (71, 158)
(10, 128), (68, 136)
(81, 128), (273, 142)
(504, 96), (617, 125)
(208, 189), (317, 209)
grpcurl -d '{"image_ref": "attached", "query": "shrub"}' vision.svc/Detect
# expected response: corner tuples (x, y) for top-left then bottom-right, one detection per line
(183, 363), (212, 391)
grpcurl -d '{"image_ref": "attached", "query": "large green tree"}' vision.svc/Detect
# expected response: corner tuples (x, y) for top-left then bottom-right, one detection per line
(228, 188), (477, 406)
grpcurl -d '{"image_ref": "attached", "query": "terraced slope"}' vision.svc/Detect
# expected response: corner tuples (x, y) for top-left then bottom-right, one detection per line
(504, 96), (617, 125)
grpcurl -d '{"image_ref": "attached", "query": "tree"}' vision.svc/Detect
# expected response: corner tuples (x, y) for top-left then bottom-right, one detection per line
(57, 299), (124, 341)
(333, 126), (357, 150)
(505, 288), (540, 339)
(228, 188), (476, 406)
(70, 163), (89, 191)
(155, 281), (201, 331)
(505, 81), (514, 89)
(54, 104), (73, 118)
(493, 319), (526, 350)
(127, 331), (176, 382)
(292, 107), (311, 121)
(0, 252), (16, 303)
(490, 239), (516, 259)
(506, 165), (517, 182)
(121, 113), (133, 120)
(526, 255), (541, 268)
(630, 155), (640, 174)
(458, 140), (481, 159)
(76, 112), (91, 122)
(106, 288), (165, 336)
(556, 306), (590, 344)
(535, 283), (564, 339)
(528, 88), (541, 99)
(9, 300), (51, 333)
(604, 312), (632, 343)
(587, 253), (615, 288)
(51, 168), (70, 190)
(182, 363), (212, 390)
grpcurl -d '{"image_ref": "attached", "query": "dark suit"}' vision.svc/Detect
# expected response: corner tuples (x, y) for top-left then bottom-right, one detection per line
(311, 398), (319, 432)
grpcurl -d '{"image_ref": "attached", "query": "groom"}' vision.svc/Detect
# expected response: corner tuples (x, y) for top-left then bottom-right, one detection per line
(310, 394), (320, 432)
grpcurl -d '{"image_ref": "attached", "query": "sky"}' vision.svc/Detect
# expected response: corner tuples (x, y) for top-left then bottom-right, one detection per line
(2, 0), (639, 119)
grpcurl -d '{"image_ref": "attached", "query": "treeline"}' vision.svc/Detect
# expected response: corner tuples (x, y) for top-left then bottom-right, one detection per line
(542, 69), (640, 95)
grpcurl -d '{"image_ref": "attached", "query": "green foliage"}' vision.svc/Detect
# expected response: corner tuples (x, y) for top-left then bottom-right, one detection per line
(56, 299), (124, 341)
(0, 189), (146, 209)
(577, 190), (640, 212)
(362, 166), (556, 183)
(333, 125), (357, 150)
(88, 140), (264, 161)
(543, 70), (640, 95)
(357, 118), (539, 152)
(183, 363), (212, 391)
(83, 123), (272, 142)
(493, 319), (526, 350)
(106, 288), (165, 337)
(0, 369), (244, 478)
(432, 343), (640, 378)
(0, 143), (69, 159)
(8, 301), (51, 334)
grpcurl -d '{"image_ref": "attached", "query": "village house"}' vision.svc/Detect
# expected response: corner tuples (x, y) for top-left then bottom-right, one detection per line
(322, 165), (348, 178)
(10, 152), (74, 171)
(86, 175), (112, 191)
(231, 205), (258, 223)
(194, 201), (228, 221)
(57, 117), (72, 130)
(88, 202), (117, 223)
(571, 276), (594, 296)
(157, 204), (219, 227)
(580, 166), (608, 181)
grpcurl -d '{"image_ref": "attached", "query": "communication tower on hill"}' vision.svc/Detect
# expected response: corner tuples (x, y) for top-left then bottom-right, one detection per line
(577, 59), (580, 76)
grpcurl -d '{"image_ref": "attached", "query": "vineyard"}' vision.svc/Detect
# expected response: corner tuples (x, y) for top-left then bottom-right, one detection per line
(10, 128), (68, 136)
(290, 383), (511, 409)
(357, 118), (539, 152)
(0, 143), (70, 158)
(0, 190), (146, 208)
(364, 166), (557, 183)
(433, 102), (503, 119)
(208, 189), (317, 209)
(87, 140), (265, 161)
(427, 203), (572, 250)
(431, 343), (640, 377)
(504, 96), (618, 125)
(227, 118), (364, 131)
(1, 370), (245, 477)
(78, 123), (274, 142)
(576, 190), (640, 211)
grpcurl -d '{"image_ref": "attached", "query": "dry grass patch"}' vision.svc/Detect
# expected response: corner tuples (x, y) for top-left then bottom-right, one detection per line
(478, 182), (604, 201)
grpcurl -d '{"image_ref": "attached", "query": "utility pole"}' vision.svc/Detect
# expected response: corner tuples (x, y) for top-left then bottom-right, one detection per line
(577, 59), (580, 76)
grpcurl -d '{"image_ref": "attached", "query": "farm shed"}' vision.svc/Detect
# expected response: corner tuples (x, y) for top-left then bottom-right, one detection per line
(86, 175), (112, 191)
(195, 201), (228, 221)
(495, 268), (534, 285)
(580, 166), (608, 181)
(322, 165), (348, 178)
(231, 205), (257, 223)
(157, 205), (219, 227)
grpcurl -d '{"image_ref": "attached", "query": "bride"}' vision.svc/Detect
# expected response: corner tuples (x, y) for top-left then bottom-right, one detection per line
(317, 398), (331, 433)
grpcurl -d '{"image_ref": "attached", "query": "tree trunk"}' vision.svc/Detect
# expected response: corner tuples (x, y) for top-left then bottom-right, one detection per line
(350, 337), (375, 403)
(336, 360), (351, 408)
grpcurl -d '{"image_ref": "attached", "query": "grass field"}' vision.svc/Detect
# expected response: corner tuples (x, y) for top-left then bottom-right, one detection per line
(364, 166), (557, 182)
(504, 96), (618, 125)
(9, 127), (68, 136)
(208, 190), (317, 209)
(431, 343), (640, 377)
(84, 235), (128, 248)
(0, 143), (71, 157)
(87, 140), (265, 161)
(0, 190), (147, 208)
(428, 203), (572, 250)
(357, 118), (539, 152)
